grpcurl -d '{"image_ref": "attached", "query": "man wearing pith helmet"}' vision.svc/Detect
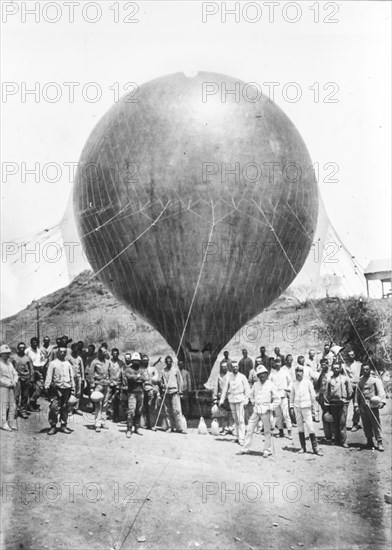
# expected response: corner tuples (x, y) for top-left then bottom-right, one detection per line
(0, 345), (19, 431)
(242, 365), (279, 457)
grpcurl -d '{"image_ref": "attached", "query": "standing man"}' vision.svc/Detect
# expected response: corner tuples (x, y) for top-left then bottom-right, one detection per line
(345, 350), (363, 432)
(68, 343), (85, 413)
(178, 360), (192, 419)
(123, 352), (148, 438)
(219, 360), (250, 446)
(270, 357), (292, 439)
(269, 347), (285, 370)
(220, 351), (233, 372)
(326, 362), (353, 448)
(285, 354), (296, 425)
(108, 348), (124, 422)
(44, 347), (75, 435)
(305, 349), (320, 373)
(315, 358), (333, 441)
(0, 345), (18, 431)
(161, 356), (186, 433)
(213, 361), (232, 434)
(89, 347), (111, 433)
(290, 365), (322, 456)
(12, 343), (33, 419)
(242, 365), (279, 457)
(322, 344), (334, 368)
(25, 337), (46, 411)
(239, 349), (253, 378)
(142, 354), (160, 430)
(355, 365), (386, 451)
(41, 336), (53, 381)
(255, 346), (270, 370)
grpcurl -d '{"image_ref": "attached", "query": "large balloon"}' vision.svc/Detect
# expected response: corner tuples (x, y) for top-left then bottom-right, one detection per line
(74, 72), (318, 386)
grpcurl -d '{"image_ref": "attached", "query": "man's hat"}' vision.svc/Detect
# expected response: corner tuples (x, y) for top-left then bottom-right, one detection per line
(131, 352), (141, 361)
(256, 365), (268, 375)
(0, 344), (11, 354)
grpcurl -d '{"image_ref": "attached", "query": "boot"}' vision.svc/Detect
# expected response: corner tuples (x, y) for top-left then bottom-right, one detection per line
(310, 433), (322, 456)
(298, 432), (306, 453)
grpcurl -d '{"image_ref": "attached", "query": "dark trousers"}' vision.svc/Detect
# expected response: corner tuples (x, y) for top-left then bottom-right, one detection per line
(127, 391), (144, 431)
(289, 406), (296, 425)
(360, 405), (381, 442)
(144, 389), (160, 428)
(180, 392), (190, 418)
(351, 386), (360, 426)
(49, 387), (72, 427)
(108, 387), (121, 422)
(15, 379), (30, 413)
(330, 403), (348, 444)
(30, 369), (44, 403)
(317, 395), (333, 439)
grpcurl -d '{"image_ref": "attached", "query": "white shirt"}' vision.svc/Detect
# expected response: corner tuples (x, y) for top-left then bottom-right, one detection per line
(269, 368), (292, 398)
(220, 372), (250, 404)
(26, 347), (46, 368)
(290, 378), (316, 408)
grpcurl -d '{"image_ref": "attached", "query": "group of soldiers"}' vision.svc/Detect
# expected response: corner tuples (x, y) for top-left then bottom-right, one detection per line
(0, 335), (190, 437)
(212, 344), (387, 457)
(0, 338), (388, 457)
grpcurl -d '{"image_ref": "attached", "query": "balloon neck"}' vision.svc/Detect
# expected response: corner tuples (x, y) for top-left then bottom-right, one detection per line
(182, 349), (216, 388)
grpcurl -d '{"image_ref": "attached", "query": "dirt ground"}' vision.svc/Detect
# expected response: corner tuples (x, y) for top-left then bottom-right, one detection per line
(1, 398), (391, 550)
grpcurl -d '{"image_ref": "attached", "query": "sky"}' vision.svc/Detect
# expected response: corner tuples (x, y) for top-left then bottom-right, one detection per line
(1, 0), (391, 318)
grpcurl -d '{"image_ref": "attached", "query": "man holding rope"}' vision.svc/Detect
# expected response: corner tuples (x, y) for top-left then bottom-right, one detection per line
(355, 365), (386, 451)
(160, 356), (186, 434)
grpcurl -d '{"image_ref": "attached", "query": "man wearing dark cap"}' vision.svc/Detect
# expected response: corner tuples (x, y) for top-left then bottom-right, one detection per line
(123, 352), (148, 438)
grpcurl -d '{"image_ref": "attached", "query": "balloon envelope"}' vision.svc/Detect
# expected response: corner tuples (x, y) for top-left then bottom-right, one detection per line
(74, 72), (318, 386)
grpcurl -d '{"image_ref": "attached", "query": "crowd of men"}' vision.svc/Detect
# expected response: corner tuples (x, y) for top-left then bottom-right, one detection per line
(212, 344), (387, 457)
(0, 335), (189, 438)
(0, 337), (388, 458)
